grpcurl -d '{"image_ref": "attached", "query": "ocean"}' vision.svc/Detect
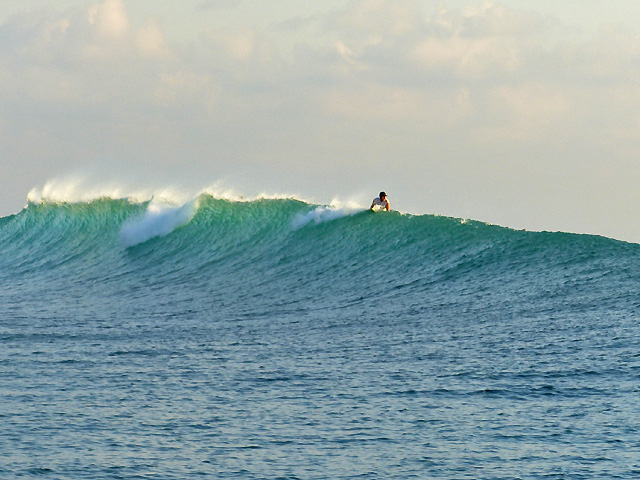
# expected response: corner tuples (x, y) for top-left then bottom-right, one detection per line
(1, 193), (639, 479)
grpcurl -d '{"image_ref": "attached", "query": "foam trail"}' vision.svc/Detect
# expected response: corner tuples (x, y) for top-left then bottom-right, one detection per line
(120, 198), (199, 247)
(292, 199), (363, 230)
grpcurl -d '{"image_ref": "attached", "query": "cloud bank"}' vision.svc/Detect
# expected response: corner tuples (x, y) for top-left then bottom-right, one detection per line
(2, 0), (640, 241)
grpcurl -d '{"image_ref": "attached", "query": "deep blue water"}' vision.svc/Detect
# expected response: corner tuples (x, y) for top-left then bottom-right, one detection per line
(1, 196), (640, 479)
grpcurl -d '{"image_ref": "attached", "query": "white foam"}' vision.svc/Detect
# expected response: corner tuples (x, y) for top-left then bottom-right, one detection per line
(291, 198), (364, 230)
(27, 177), (314, 207)
(119, 198), (199, 247)
(198, 182), (306, 203)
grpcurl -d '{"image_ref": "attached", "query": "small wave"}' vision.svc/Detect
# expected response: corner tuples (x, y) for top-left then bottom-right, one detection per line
(291, 199), (363, 230)
(119, 198), (199, 247)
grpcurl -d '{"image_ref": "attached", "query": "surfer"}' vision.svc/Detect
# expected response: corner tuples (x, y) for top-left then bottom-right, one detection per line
(370, 192), (390, 211)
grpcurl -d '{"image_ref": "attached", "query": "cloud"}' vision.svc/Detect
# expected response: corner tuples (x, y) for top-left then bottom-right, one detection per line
(0, 0), (168, 67)
(88, 0), (129, 37)
(135, 17), (168, 57)
(5, 0), (636, 153)
(1, 0), (569, 137)
(309, 0), (640, 151)
(0, 0), (175, 118)
(328, 0), (424, 39)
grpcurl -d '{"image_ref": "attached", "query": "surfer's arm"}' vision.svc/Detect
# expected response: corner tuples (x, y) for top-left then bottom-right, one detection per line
(385, 201), (390, 211)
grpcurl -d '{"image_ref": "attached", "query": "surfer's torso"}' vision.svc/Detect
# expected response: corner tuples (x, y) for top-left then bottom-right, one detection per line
(371, 197), (389, 210)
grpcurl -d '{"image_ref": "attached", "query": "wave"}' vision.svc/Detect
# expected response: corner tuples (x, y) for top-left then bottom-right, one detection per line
(2, 193), (639, 320)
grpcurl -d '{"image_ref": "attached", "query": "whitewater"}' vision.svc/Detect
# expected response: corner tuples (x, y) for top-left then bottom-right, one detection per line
(1, 190), (639, 479)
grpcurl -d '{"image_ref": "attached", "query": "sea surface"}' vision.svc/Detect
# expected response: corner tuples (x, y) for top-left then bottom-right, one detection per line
(1, 194), (639, 479)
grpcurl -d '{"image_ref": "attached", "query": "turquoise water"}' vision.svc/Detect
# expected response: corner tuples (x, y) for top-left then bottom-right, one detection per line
(1, 196), (640, 479)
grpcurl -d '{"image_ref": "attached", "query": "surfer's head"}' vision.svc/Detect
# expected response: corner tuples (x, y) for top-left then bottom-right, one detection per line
(379, 192), (387, 199)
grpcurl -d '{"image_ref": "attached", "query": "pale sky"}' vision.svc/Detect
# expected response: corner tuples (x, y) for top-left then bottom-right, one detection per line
(2, 1), (640, 242)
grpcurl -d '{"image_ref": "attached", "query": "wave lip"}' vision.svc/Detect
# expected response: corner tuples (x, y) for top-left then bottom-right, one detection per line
(119, 198), (199, 247)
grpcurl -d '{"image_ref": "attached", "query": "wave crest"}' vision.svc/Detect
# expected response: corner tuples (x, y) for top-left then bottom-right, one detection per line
(291, 199), (364, 230)
(119, 198), (199, 247)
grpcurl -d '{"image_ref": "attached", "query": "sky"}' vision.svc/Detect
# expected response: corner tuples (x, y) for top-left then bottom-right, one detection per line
(2, 0), (640, 242)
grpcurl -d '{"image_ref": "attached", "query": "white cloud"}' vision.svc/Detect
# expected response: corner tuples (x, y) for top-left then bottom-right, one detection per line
(88, 0), (129, 37)
(135, 17), (167, 57)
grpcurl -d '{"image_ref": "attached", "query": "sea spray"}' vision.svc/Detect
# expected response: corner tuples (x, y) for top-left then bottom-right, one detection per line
(291, 199), (364, 230)
(26, 177), (200, 210)
(119, 197), (199, 247)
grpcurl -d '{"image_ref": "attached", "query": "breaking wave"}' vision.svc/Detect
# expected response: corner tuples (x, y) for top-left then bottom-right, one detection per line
(2, 191), (639, 321)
